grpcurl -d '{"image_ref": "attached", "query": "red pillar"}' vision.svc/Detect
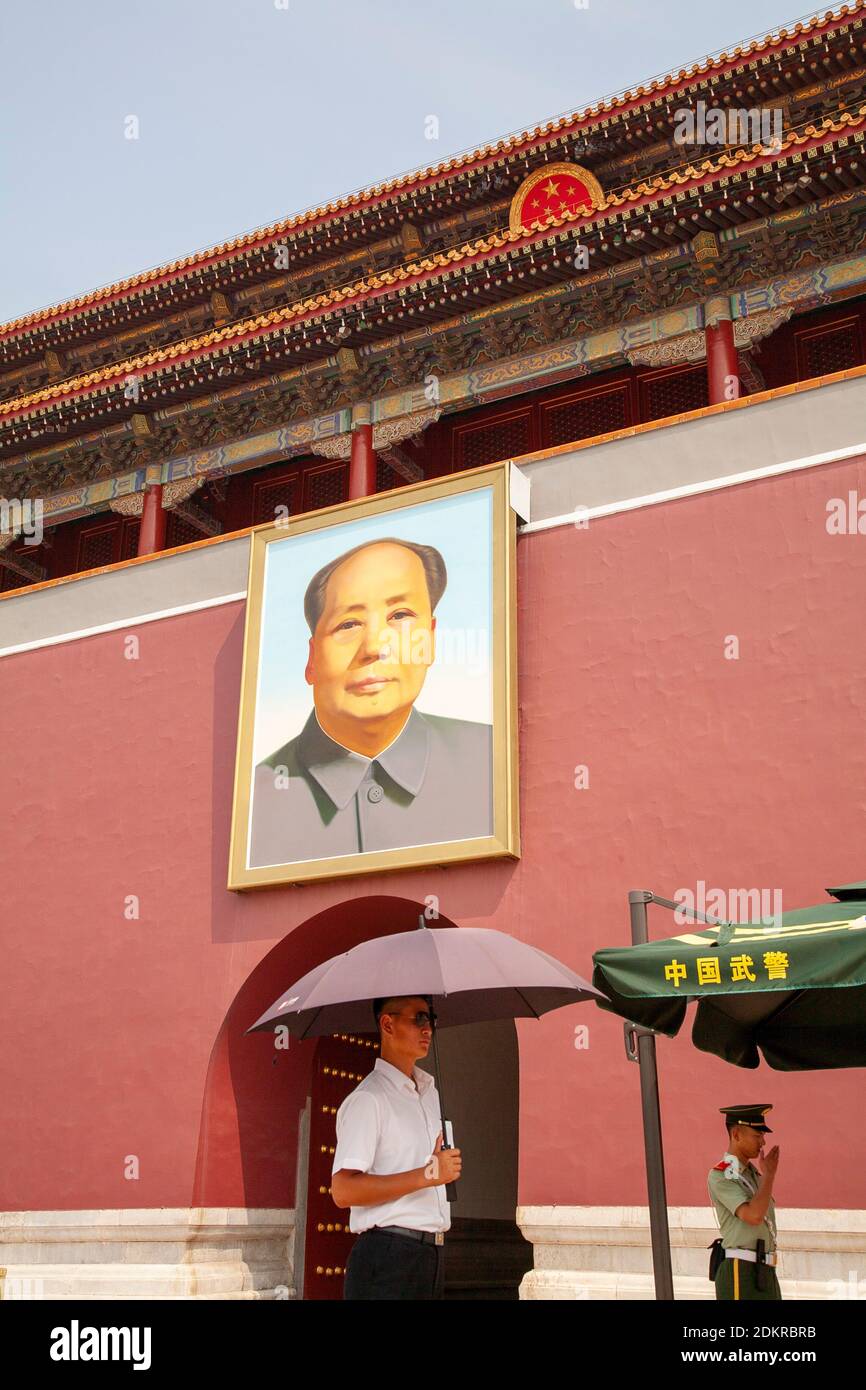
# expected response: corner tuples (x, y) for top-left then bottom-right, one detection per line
(137, 484), (166, 556)
(349, 424), (376, 500)
(706, 319), (740, 405)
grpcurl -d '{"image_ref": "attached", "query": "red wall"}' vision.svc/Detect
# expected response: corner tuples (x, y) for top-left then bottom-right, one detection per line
(2, 448), (866, 1213)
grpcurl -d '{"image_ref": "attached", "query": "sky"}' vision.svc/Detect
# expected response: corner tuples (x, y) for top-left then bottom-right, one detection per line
(0, 0), (819, 325)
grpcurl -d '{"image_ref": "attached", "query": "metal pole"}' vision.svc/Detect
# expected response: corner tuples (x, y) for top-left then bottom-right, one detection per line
(628, 890), (674, 1301)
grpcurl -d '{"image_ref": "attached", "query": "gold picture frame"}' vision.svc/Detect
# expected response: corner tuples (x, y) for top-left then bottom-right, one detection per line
(227, 460), (520, 889)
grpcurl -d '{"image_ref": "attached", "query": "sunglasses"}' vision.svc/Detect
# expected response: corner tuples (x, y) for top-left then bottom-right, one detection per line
(384, 1009), (437, 1029)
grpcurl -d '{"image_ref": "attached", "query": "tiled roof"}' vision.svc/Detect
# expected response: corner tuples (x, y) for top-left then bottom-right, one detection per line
(0, 2), (862, 343)
(2, 102), (864, 423)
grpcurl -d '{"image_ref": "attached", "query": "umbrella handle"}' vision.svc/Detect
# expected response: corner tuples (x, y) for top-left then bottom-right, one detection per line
(439, 1138), (458, 1204)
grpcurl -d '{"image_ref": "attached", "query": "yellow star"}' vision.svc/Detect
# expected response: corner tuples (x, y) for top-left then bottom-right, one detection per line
(543, 179), (560, 198)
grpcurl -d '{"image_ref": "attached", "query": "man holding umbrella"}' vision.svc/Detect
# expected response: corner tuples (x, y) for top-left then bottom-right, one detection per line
(332, 995), (462, 1300)
(247, 914), (597, 1295)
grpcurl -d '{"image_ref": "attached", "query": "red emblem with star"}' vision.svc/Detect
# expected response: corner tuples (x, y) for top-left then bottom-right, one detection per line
(509, 162), (604, 234)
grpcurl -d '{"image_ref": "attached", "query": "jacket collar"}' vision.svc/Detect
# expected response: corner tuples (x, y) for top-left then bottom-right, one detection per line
(296, 706), (430, 811)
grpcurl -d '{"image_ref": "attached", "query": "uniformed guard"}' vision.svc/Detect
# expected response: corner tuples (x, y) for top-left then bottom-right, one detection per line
(707, 1104), (781, 1301)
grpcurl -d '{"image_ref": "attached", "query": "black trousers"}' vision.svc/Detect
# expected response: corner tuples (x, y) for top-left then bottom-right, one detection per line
(343, 1229), (445, 1300)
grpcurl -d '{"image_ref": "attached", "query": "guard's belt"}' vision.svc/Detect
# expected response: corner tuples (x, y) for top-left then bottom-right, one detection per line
(725, 1247), (777, 1266)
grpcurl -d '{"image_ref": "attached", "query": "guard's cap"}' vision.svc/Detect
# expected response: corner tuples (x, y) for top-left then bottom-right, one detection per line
(720, 1104), (773, 1133)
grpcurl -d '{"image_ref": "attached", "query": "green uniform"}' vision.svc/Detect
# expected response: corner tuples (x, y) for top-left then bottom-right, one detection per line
(707, 1155), (781, 1301)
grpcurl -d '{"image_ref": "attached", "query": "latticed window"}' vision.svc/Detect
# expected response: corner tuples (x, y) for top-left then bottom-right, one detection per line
(639, 367), (708, 423)
(1, 560), (35, 591)
(252, 475), (299, 526)
(541, 385), (631, 448)
(453, 412), (532, 471)
(120, 518), (140, 560)
(304, 464), (348, 512)
(796, 320), (862, 381)
(376, 457), (403, 493)
(77, 525), (118, 572)
(165, 511), (203, 549)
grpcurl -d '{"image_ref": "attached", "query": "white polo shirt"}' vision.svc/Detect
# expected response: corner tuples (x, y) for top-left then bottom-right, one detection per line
(331, 1056), (451, 1234)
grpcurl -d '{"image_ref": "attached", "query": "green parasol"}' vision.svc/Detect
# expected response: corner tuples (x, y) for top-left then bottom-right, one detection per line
(827, 879), (866, 901)
(593, 898), (866, 1069)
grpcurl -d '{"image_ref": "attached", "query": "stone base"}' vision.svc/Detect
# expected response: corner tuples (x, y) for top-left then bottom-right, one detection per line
(444, 1216), (534, 1299)
(7, 1205), (862, 1301)
(516, 1207), (866, 1300)
(0, 1209), (295, 1300)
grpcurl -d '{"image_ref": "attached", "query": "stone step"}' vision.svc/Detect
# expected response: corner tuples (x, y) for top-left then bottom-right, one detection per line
(25, 1290), (288, 1301)
(0, 1209), (295, 1301)
(518, 1206), (866, 1301)
(0, 1263), (290, 1299)
(520, 1269), (850, 1300)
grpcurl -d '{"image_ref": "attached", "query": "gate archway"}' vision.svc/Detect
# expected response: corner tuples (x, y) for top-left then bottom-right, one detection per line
(195, 896), (531, 1298)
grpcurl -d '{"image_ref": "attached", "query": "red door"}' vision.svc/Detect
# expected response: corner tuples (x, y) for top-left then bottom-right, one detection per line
(303, 1031), (379, 1299)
